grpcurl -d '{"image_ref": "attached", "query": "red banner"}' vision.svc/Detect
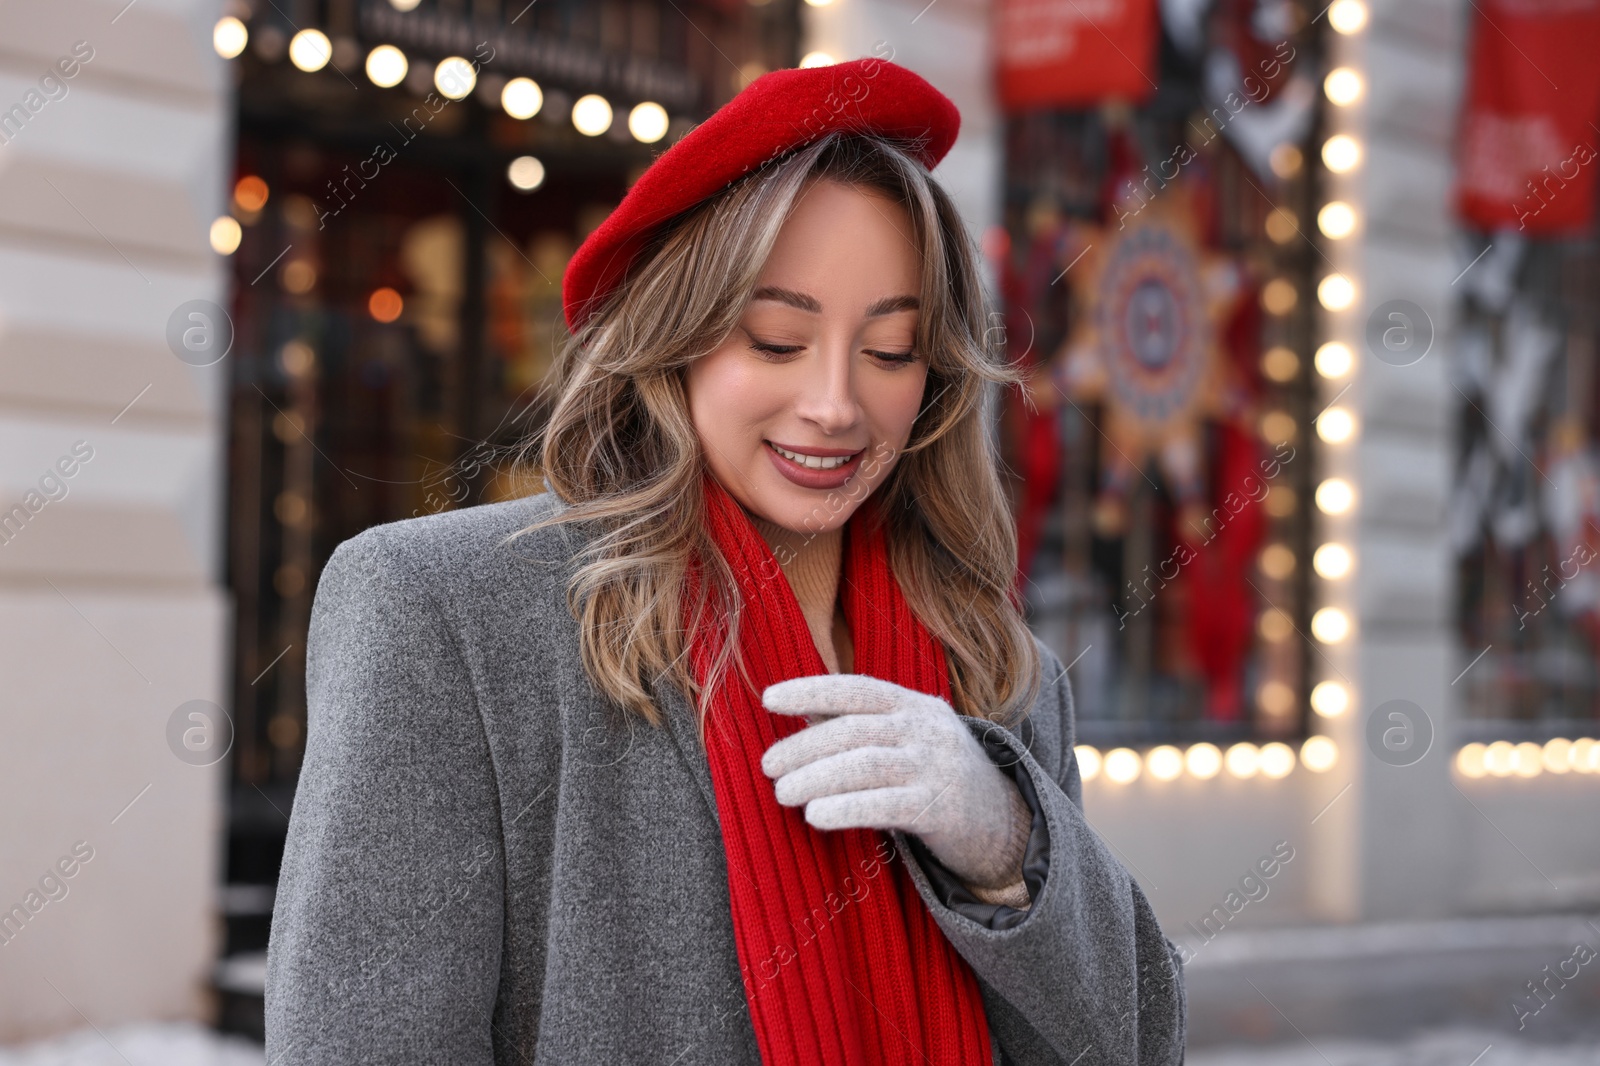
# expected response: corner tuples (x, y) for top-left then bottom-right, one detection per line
(995, 0), (1159, 113)
(1455, 0), (1600, 235)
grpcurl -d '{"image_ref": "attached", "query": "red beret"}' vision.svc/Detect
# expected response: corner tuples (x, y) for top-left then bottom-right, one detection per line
(561, 57), (961, 332)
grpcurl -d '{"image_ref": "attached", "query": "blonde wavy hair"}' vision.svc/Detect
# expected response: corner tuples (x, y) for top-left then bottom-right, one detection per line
(515, 130), (1040, 742)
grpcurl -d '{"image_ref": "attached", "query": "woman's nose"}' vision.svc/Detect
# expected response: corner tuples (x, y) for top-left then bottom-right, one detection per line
(792, 341), (862, 432)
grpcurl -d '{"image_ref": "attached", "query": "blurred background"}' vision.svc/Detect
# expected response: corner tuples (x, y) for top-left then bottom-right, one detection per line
(1, 0), (1598, 1062)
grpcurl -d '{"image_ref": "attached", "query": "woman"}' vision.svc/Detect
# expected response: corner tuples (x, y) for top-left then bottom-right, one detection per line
(265, 58), (1184, 1065)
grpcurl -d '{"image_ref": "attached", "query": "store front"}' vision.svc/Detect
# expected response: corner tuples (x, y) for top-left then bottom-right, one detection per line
(211, 0), (799, 1036)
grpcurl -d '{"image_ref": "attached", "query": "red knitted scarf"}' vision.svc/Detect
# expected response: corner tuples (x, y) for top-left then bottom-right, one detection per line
(682, 471), (993, 1065)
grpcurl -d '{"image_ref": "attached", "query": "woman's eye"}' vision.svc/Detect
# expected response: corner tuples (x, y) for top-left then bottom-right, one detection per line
(868, 350), (918, 366)
(748, 340), (803, 358)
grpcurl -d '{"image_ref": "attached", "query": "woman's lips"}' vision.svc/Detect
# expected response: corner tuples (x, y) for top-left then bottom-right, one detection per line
(764, 440), (866, 489)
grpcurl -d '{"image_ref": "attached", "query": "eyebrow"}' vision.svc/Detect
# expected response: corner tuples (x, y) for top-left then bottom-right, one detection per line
(750, 286), (919, 318)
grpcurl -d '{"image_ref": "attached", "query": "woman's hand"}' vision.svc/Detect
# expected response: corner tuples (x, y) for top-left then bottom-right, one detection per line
(759, 674), (1033, 891)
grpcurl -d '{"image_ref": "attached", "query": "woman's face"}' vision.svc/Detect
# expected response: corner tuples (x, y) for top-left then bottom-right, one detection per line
(686, 179), (928, 536)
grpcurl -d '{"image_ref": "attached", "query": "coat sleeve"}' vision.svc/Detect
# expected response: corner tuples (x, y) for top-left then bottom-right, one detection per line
(891, 648), (1187, 1066)
(265, 527), (506, 1065)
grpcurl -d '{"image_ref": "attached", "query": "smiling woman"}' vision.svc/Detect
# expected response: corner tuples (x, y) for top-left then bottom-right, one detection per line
(267, 59), (1185, 1066)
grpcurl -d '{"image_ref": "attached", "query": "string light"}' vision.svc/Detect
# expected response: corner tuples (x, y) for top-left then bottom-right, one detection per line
(1225, 743), (1260, 779)
(1328, 0), (1369, 33)
(1542, 737), (1573, 773)
(1313, 543), (1354, 579)
(1324, 68), (1364, 106)
(288, 29), (332, 72)
(213, 16), (248, 59)
(1310, 680), (1350, 718)
(1318, 201), (1357, 239)
(1455, 743), (1487, 778)
(1076, 745), (1102, 782)
(1146, 745), (1184, 781)
(434, 56), (476, 100)
(572, 94), (613, 135)
(1311, 607), (1351, 643)
(1318, 274), (1357, 311)
(209, 216), (242, 255)
(1317, 407), (1357, 444)
(1316, 478), (1355, 515)
(1104, 748), (1142, 784)
(507, 156), (546, 192)
(1259, 742), (1296, 779)
(1322, 134), (1362, 173)
(1315, 341), (1354, 378)
(800, 52), (836, 68)
(1302, 736), (1339, 772)
(502, 77), (544, 119)
(233, 176), (269, 213)
(365, 44), (408, 88)
(629, 101), (670, 143)
(1185, 743), (1223, 779)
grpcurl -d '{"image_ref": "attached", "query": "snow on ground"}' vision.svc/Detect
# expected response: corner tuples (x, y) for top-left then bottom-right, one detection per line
(1190, 1028), (1600, 1066)
(0, 1022), (262, 1066)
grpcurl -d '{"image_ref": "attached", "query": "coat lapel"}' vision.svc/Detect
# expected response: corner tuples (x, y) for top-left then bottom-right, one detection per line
(655, 677), (721, 827)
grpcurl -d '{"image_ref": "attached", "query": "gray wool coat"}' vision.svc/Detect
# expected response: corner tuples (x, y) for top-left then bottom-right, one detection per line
(264, 490), (1186, 1065)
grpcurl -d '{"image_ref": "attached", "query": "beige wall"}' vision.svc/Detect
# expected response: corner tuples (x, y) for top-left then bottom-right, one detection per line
(0, 0), (230, 1043)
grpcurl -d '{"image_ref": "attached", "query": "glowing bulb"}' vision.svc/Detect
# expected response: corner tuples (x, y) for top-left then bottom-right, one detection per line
(434, 56), (476, 100)
(1146, 745), (1184, 781)
(1513, 741), (1543, 778)
(1104, 748), (1142, 784)
(1542, 737), (1573, 773)
(368, 287), (403, 323)
(1076, 745), (1102, 782)
(209, 216), (242, 255)
(1314, 543), (1354, 579)
(1302, 736), (1339, 772)
(388, 0), (422, 9)
(365, 44), (408, 88)
(1311, 607), (1351, 643)
(1329, 0), (1369, 33)
(1322, 134), (1362, 173)
(572, 94), (613, 136)
(1259, 742), (1296, 779)
(1319, 274), (1357, 311)
(1265, 208), (1299, 243)
(1310, 681), (1349, 718)
(1262, 346), (1299, 382)
(1319, 201), (1357, 239)
(1325, 67), (1364, 106)
(1226, 743), (1260, 779)
(233, 175), (269, 213)
(214, 16), (248, 59)
(1574, 737), (1598, 773)
(1455, 743), (1487, 779)
(1261, 411), (1297, 445)
(800, 52), (836, 68)
(629, 101), (669, 143)
(1315, 341), (1353, 378)
(1317, 406), (1357, 444)
(1261, 543), (1296, 580)
(1186, 743), (1222, 780)
(1316, 478), (1355, 515)
(1258, 681), (1295, 716)
(1484, 740), (1515, 776)
(502, 77), (544, 119)
(1262, 278), (1298, 315)
(507, 155), (545, 192)
(288, 28), (332, 72)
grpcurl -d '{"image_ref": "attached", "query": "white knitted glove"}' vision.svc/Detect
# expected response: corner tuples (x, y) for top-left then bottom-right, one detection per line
(759, 674), (1034, 894)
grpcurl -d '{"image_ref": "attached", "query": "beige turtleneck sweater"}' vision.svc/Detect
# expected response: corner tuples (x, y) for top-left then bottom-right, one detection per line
(748, 510), (1032, 910)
